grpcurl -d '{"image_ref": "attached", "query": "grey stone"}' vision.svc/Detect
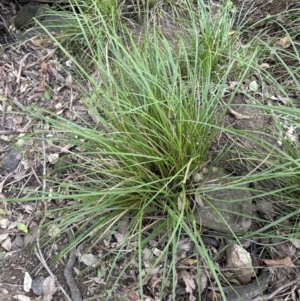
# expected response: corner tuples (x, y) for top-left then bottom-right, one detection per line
(31, 277), (45, 296)
(225, 272), (270, 301)
(14, 3), (46, 30)
(21, 13), (71, 40)
(12, 3), (67, 40)
(1, 147), (22, 171)
(193, 168), (252, 234)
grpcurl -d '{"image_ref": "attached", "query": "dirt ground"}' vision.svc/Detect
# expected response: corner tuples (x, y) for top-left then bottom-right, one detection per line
(0, 1), (300, 301)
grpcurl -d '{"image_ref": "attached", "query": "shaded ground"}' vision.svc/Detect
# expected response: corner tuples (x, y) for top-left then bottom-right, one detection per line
(1, 1), (300, 301)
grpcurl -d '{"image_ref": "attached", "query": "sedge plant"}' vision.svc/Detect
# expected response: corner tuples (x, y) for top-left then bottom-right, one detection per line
(7, 0), (300, 300)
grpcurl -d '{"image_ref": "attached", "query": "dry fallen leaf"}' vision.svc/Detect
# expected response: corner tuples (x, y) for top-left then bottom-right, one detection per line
(153, 248), (163, 257)
(0, 217), (10, 228)
(277, 35), (291, 48)
(142, 248), (152, 261)
(79, 253), (98, 267)
(177, 239), (192, 252)
(20, 84), (30, 93)
(286, 126), (297, 143)
(181, 271), (196, 301)
(114, 232), (125, 244)
(249, 80), (259, 92)
(185, 259), (197, 266)
(261, 256), (295, 267)
(291, 239), (300, 249)
(0, 233), (9, 243)
(49, 65), (65, 82)
(143, 262), (161, 275)
(259, 63), (270, 68)
(42, 276), (57, 301)
(1, 237), (12, 251)
(276, 95), (290, 105)
(23, 272), (32, 293)
(8, 221), (18, 230)
(178, 192), (183, 211)
(47, 224), (61, 237)
(122, 287), (140, 301)
(13, 295), (31, 301)
(65, 74), (73, 88)
(47, 153), (59, 164)
(228, 106), (251, 120)
(199, 270), (208, 294)
(39, 61), (48, 73)
(194, 191), (209, 209)
(90, 276), (105, 285)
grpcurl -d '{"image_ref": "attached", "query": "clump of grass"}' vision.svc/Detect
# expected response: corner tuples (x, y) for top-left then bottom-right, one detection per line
(9, 0), (300, 300)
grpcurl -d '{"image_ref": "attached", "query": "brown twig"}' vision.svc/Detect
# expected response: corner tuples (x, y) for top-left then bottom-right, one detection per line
(64, 229), (83, 301)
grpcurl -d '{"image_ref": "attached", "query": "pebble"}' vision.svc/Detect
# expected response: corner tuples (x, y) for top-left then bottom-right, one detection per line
(1, 147), (22, 171)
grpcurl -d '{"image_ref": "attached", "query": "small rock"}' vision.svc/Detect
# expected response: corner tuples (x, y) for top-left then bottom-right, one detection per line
(193, 168), (252, 234)
(14, 2), (41, 30)
(1, 147), (22, 171)
(225, 272), (270, 301)
(226, 243), (253, 284)
(31, 277), (45, 296)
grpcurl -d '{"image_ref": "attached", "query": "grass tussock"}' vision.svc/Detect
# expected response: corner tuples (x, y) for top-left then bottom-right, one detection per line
(8, 0), (300, 299)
